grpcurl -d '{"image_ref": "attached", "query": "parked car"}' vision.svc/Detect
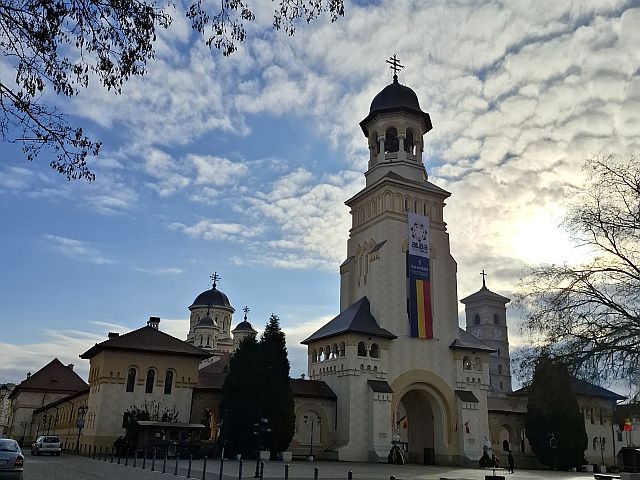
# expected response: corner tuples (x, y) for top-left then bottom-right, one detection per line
(31, 436), (61, 456)
(0, 438), (24, 480)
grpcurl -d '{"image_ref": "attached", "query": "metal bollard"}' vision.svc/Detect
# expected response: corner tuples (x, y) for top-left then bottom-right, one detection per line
(187, 454), (192, 478)
(260, 461), (264, 480)
(163, 452), (167, 474)
(111, 447), (114, 463)
(142, 450), (147, 470)
(125, 452), (129, 466)
(117, 448), (121, 465)
(314, 466), (319, 480)
(93, 445), (96, 460)
(284, 464), (289, 480)
(348, 471), (353, 480)
(99, 445), (102, 460)
(219, 457), (224, 480)
(238, 458), (243, 480)
(202, 456), (208, 480)
(133, 451), (138, 468)
(174, 453), (180, 476)
(152, 449), (156, 471)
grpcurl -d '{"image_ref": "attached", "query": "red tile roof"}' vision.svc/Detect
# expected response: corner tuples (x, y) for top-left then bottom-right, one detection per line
(9, 358), (88, 399)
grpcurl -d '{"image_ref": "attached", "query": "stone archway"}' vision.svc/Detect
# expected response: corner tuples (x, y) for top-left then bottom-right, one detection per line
(395, 388), (447, 464)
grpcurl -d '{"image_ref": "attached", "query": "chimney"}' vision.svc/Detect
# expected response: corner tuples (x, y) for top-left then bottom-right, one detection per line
(67, 364), (74, 371)
(26, 372), (31, 379)
(108, 332), (119, 340)
(147, 316), (160, 329)
(301, 374), (306, 380)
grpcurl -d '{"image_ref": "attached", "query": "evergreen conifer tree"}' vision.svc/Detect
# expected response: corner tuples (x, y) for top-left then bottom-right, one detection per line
(525, 356), (587, 470)
(259, 314), (295, 455)
(218, 335), (261, 457)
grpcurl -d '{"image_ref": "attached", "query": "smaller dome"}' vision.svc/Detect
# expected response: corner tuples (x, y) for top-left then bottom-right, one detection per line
(194, 314), (217, 329)
(232, 320), (256, 333)
(190, 286), (233, 310)
(369, 79), (422, 113)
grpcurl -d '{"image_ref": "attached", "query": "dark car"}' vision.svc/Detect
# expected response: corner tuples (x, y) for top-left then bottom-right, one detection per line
(0, 438), (24, 480)
(31, 436), (61, 456)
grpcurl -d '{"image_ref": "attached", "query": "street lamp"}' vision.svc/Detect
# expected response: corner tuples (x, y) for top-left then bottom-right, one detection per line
(76, 405), (88, 454)
(303, 414), (321, 461)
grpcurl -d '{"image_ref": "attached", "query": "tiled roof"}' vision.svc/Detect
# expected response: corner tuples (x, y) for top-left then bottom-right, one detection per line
(290, 379), (337, 399)
(512, 377), (625, 401)
(455, 389), (479, 403)
(9, 358), (88, 399)
(195, 355), (231, 390)
(368, 380), (393, 393)
(301, 297), (396, 344)
(80, 326), (211, 359)
(449, 328), (496, 353)
(460, 284), (510, 304)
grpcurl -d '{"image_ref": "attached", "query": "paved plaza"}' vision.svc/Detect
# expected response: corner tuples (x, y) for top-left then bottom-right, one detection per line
(22, 454), (605, 480)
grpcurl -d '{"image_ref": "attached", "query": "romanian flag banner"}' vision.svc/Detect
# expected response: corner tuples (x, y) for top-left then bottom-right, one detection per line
(407, 213), (433, 339)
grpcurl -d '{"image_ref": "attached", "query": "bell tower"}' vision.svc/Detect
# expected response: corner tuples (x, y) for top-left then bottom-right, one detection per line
(461, 273), (512, 397)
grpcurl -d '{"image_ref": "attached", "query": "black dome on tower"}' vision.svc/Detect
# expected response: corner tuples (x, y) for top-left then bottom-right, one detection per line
(190, 287), (233, 310)
(190, 274), (234, 311)
(360, 76), (432, 136)
(369, 80), (422, 113)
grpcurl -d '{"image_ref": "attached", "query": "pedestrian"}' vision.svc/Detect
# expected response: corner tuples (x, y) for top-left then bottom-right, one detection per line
(508, 450), (515, 474)
(114, 436), (124, 457)
(492, 453), (500, 468)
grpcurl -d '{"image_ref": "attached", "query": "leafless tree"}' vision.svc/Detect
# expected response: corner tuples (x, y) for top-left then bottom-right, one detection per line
(515, 153), (640, 389)
(0, 0), (344, 181)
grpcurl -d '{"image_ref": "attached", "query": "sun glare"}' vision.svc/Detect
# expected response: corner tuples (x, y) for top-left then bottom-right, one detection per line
(511, 211), (592, 266)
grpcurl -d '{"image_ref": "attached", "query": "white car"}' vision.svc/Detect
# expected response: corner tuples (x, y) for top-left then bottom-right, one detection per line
(31, 436), (61, 456)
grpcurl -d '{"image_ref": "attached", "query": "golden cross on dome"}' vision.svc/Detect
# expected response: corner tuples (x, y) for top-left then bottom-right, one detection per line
(210, 272), (220, 288)
(386, 54), (404, 82)
(480, 269), (487, 287)
(243, 305), (250, 320)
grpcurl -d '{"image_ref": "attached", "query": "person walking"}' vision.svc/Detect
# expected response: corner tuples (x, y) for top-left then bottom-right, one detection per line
(508, 450), (515, 474)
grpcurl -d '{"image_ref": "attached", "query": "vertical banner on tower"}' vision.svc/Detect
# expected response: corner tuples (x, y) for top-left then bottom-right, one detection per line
(407, 213), (433, 339)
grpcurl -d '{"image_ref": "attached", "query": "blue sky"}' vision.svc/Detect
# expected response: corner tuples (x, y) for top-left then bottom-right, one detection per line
(1, 0), (639, 396)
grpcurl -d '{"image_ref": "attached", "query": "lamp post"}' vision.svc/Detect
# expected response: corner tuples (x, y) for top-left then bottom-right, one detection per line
(76, 405), (88, 454)
(303, 414), (321, 461)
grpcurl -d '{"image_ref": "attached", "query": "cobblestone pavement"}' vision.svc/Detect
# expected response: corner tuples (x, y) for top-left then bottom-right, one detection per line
(23, 454), (603, 480)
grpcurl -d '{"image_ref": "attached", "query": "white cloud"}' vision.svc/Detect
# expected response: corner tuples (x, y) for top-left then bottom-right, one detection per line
(134, 267), (184, 275)
(41, 234), (113, 265)
(171, 220), (264, 241)
(189, 154), (249, 186)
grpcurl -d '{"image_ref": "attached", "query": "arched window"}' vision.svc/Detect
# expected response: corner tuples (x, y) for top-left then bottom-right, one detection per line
(385, 127), (399, 153)
(493, 313), (499, 324)
(370, 343), (380, 359)
(371, 131), (379, 155)
(206, 335), (211, 346)
(126, 368), (136, 392)
(312, 349), (317, 362)
(463, 356), (472, 370)
(332, 344), (338, 359)
(357, 342), (366, 357)
(325, 345), (331, 360)
(318, 347), (324, 361)
(164, 370), (173, 395)
(405, 128), (415, 154)
(498, 364), (503, 374)
(474, 357), (482, 371)
(503, 440), (510, 452)
(199, 335), (203, 346)
(339, 342), (345, 357)
(474, 314), (480, 325)
(145, 369), (155, 393)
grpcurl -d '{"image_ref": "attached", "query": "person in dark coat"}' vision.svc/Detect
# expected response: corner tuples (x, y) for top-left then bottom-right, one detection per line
(508, 450), (515, 473)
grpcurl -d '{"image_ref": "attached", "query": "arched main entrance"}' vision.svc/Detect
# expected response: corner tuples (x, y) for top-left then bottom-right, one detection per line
(395, 387), (448, 464)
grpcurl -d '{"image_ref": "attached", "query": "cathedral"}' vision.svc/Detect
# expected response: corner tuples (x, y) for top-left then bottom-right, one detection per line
(5, 66), (624, 469)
